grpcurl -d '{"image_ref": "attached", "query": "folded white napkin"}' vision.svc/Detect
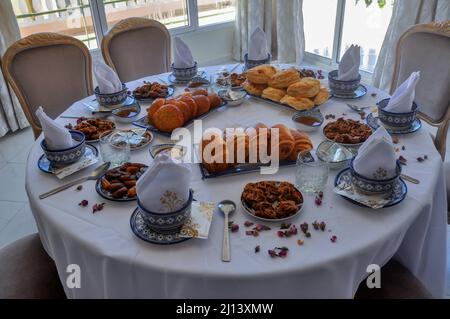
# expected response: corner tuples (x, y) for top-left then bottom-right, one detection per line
(385, 71), (421, 113)
(353, 127), (397, 179)
(136, 153), (191, 213)
(338, 45), (360, 81)
(94, 61), (122, 94)
(35, 106), (73, 150)
(248, 27), (269, 60)
(173, 37), (195, 68)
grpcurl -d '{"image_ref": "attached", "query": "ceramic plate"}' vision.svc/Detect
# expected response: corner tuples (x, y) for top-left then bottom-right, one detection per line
(38, 144), (98, 174)
(95, 164), (148, 202)
(334, 168), (407, 208)
(132, 85), (175, 101)
(149, 144), (186, 159)
(331, 84), (367, 99)
(65, 118), (116, 143)
(110, 129), (153, 151)
(366, 113), (422, 135)
(167, 71), (207, 85)
(130, 208), (190, 245)
(86, 96), (136, 111)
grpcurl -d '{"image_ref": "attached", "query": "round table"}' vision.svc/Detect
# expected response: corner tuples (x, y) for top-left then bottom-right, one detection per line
(26, 65), (447, 298)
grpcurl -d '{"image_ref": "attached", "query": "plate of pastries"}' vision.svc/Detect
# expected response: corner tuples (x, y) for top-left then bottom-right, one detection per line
(241, 181), (303, 222)
(95, 163), (148, 201)
(65, 117), (115, 142)
(216, 72), (247, 89)
(132, 82), (174, 100)
(199, 123), (313, 178)
(323, 118), (372, 147)
(243, 65), (330, 111)
(133, 89), (225, 135)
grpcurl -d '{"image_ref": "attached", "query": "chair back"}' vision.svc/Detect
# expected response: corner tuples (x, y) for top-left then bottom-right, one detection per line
(2, 33), (93, 138)
(101, 17), (171, 83)
(390, 21), (450, 158)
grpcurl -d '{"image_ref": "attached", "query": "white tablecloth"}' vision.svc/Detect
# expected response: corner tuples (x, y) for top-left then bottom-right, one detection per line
(26, 65), (447, 298)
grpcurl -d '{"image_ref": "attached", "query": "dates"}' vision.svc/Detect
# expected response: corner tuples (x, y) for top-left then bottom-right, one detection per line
(99, 163), (147, 200)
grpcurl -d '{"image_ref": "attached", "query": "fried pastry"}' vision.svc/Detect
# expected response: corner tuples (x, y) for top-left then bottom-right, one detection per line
(178, 95), (198, 119)
(280, 95), (315, 111)
(288, 129), (314, 161)
(200, 131), (229, 173)
(287, 77), (321, 98)
(323, 118), (372, 144)
(245, 123), (271, 163)
(261, 87), (286, 102)
(246, 64), (277, 84)
(207, 93), (222, 109)
(270, 124), (295, 161)
(313, 86), (330, 106)
(268, 69), (301, 89)
(147, 98), (166, 123)
(243, 81), (268, 96)
(171, 100), (191, 123)
(193, 95), (211, 116)
(224, 128), (248, 163)
(152, 104), (184, 133)
(192, 88), (209, 96)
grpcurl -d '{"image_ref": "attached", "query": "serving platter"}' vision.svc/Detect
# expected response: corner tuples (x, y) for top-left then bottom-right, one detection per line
(130, 208), (190, 245)
(247, 93), (323, 112)
(241, 195), (303, 223)
(132, 84), (175, 101)
(65, 118), (116, 143)
(132, 100), (228, 137)
(366, 113), (422, 135)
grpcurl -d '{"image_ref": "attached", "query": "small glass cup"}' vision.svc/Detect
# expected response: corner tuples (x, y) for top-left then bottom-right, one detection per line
(295, 151), (329, 194)
(99, 130), (131, 168)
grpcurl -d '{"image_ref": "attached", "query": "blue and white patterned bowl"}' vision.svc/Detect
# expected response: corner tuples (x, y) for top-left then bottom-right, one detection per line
(328, 70), (361, 95)
(94, 84), (128, 108)
(171, 62), (198, 81)
(40, 130), (86, 167)
(137, 189), (193, 234)
(349, 158), (401, 195)
(244, 53), (272, 70)
(377, 98), (419, 129)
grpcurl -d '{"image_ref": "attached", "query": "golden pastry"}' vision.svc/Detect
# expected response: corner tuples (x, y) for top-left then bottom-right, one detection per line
(243, 81), (268, 96)
(192, 95), (211, 117)
(192, 88), (209, 96)
(200, 131), (229, 173)
(246, 64), (277, 84)
(147, 98), (166, 124)
(288, 129), (314, 161)
(261, 87), (286, 102)
(270, 124), (295, 161)
(178, 96), (198, 120)
(268, 69), (301, 89)
(224, 128), (248, 163)
(171, 100), (191, 123)
(287, 77), (321, 98)
(207, 93), (222, 109)
(313, 86), (330, 106)
(245, 123), (271, 163)
(280, 95), (315, 111)
(152, 104), (185, 133)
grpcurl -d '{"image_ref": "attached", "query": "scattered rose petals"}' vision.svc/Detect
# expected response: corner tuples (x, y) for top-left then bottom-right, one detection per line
(319, 221), (326, 231)
(288, 225), (298, 236)
(280, 222), (291, 230)
(392, 136), (400, 144)
(358, 112), (366, 120)
(297, 239), (304, 246)
(305, 232), (311, 238)
(231, 224), (239, 233)
(399, 155), (408, 166)
(244, 221), (254, 228)
(246, 230), (259, 237)
(92, 203), (105, 214)
(417, 157), (424, 163)
(300, 222), (309, 234)
(268, 247), (289, 258)
(268, 249), (277, 258)
(78, 200), (88, 207)
(312, 220), (320, 230)
(371, 93), (377, 97)
(277, 230), (285, 238)
(255, 245), (260, 253)
(330, 235), (337, 243)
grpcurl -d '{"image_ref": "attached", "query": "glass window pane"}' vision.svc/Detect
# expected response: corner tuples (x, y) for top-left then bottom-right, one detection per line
(340, 2), (393, 73)
(10, 0), (97, 49)
(303, 0), (338, 59)
(103, 0), (189, 30)
(198, 0), (236, 27)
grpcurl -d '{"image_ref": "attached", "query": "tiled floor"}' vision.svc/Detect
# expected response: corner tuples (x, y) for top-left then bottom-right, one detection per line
(0, 126), (449, 297)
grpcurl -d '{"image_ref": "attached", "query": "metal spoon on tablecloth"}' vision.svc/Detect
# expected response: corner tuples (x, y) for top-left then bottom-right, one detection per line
(218, 200), (236, 262)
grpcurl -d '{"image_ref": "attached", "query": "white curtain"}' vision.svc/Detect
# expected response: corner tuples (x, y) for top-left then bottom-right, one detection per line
(0, 1), (29, 137)
(233, 0), (305, 64)
(373, 0), (450, 91)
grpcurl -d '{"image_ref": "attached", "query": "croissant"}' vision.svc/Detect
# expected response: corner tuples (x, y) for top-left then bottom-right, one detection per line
(288, 129), (314, 161)
(270, 124), (295, 161)
(224, 128), (248, 164)
(245, 123), (271, 163)
(200, 131), (229, 173)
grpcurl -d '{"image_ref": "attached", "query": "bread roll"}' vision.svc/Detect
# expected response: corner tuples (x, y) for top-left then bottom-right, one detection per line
(192, 88), (209, 96)
(287, 77), (321, 98)
(245, 123), (271, 163)
(261, 87), (286, 102)
(147, 98), (166, 124)
(172, 100), (191, 122)
(224, 128), (248, 164)
(201, 131), (229, 173)
(268, 69), (301, 89)
(313, 86), (330, 106)
(246, 64), (277, 84)
(280, 95), (315, 111)
(207, 93), (222, 109)
(243, 81), (267, 96)
(153, 104), (184, 133)
(270, 124), (295, 161)
(178, 96), (198, 119)
(288, 129), (314, 161)
(193, 95), (211, 116)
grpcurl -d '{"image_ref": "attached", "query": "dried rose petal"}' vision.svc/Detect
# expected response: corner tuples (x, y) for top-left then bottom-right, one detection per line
(312, 220), (319, 230)
(319, 221), (326, 231)
(371, 93), (377, 97)
(297, 239), (304, 246)
(392, 137), (400, 144)
(280, 222), (291, 230)
(278, 250), (288, 258)
(330, 235), (337, 243)
(300, 222), (308, 233)
(92, 202), (105, 214)
(255, 245), (260, 253)
(417, 157), (424, 162)
(244, 221), (254, 227)
(318, 191), (324, 199)
(277, 230), (285, 238)
(305, 232), (311, 238)
(288, 225), (298, 236)
(76, 185), (83, 191)
(268, 250), (277, 258)
(315, 197), (322, 206)
(231, 224), (239, 233)
(78, 200), (88, 207)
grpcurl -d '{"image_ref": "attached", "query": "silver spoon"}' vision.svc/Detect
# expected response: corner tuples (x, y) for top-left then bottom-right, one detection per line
(39, 162), (111, 199)
(218, 200), (236, 262)
(346, 103), (370, 112)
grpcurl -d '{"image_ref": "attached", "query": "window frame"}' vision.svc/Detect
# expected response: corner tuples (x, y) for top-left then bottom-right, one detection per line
(303, 0), (375, 78)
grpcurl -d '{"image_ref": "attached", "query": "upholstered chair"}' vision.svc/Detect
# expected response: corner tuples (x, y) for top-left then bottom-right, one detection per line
(0, 233), (66, 299)
(2, 33), (93, 139)
(390, 21), (450, 160)
(101, 17), (171, 83)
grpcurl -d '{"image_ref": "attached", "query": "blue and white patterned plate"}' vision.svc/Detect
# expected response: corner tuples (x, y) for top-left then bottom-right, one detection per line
(331, 84), (367, 99)
(334, 168), (407, 208)
(130, 208), (190, 245)
(38, 144), (98, 174)
(366, 113), (422, 135)
(167, 71), (207, 85)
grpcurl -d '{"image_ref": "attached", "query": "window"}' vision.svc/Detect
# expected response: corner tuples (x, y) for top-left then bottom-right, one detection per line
(304, 0), (393, 73)
(10, 0), (236, 50)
